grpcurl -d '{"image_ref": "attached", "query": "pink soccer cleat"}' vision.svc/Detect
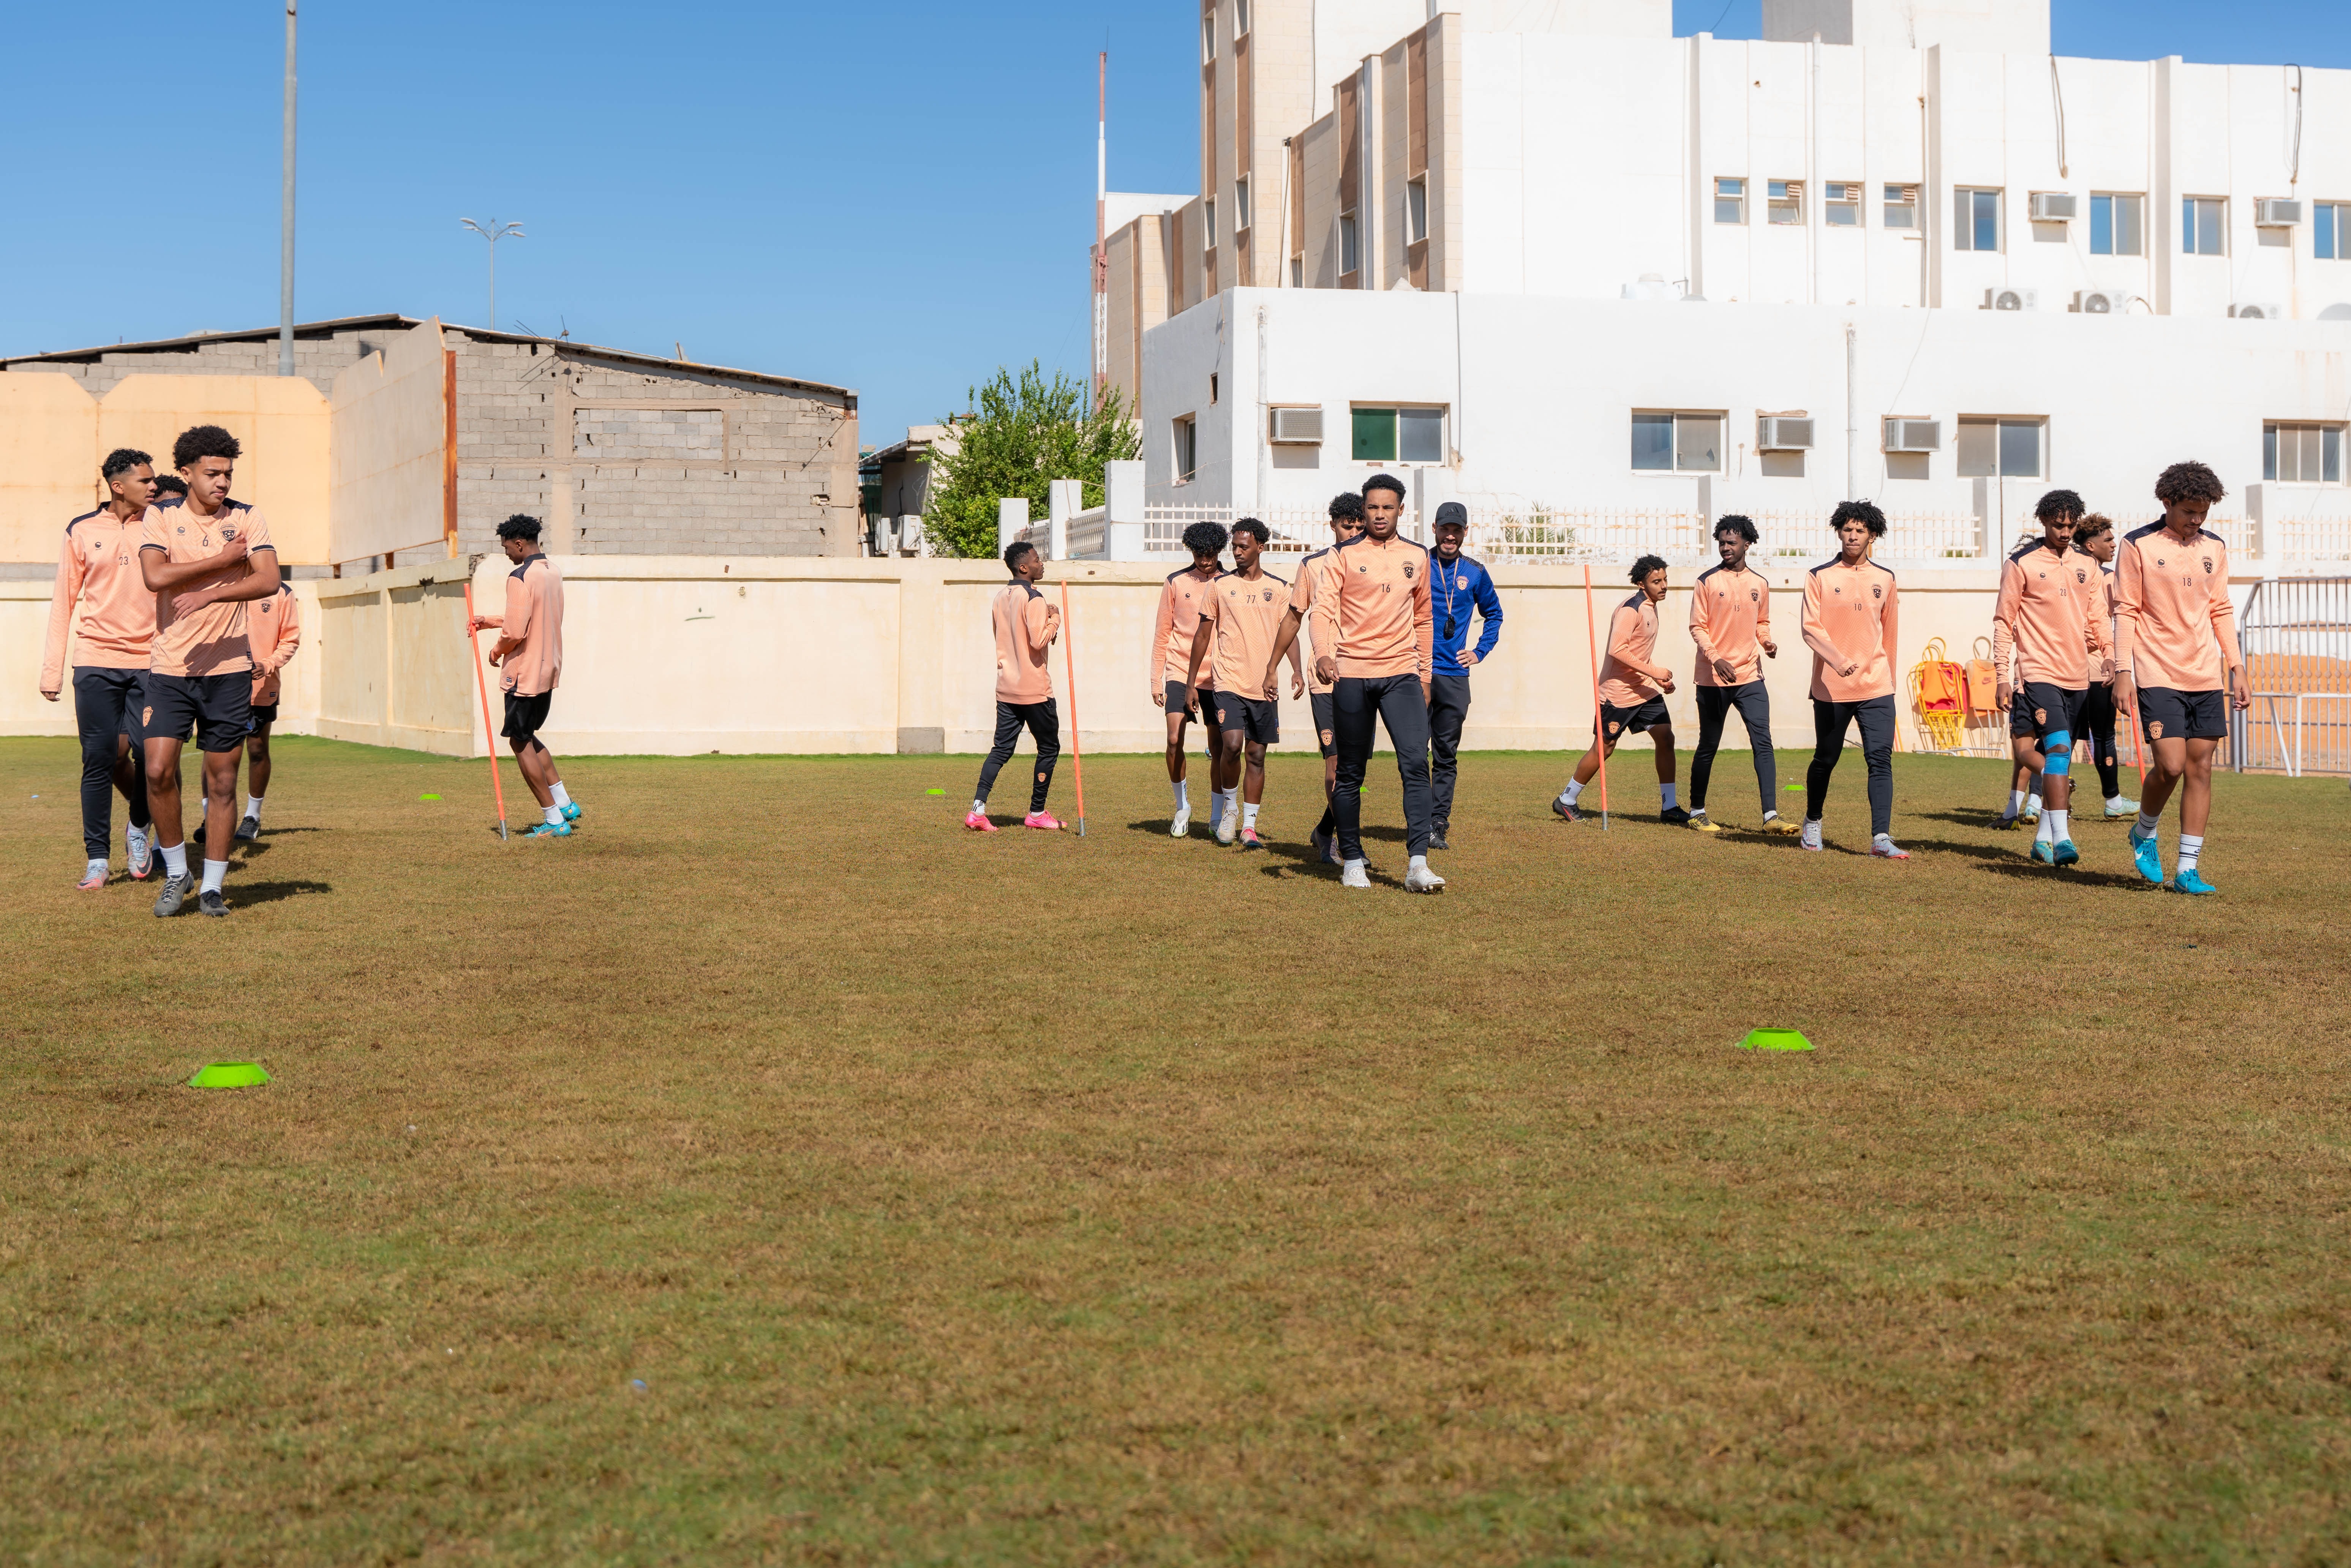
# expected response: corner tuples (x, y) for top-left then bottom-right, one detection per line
(77, 863), (108, 891)
(964, 811), (998, 833)
(1024, 812), (1064, 831)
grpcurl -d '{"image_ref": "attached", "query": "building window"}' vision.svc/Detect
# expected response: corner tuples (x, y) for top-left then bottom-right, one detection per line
(2184, 197), (2226, 256)
(2315, 202), (2347, 259)
(1201, 13), (1215, 63)
(1826, 182), (1861, 226)
(2090, 193), (2144, 256)
(1204, 197), (1217, 249)
(1956, 416), (2044, 478)
(1234, 177), (1250, 233)
(1768, 180), (1803, 225)
(1405, 177), (1428, 244)
(1339, 211), (1359, 276)
(1234, 0), (1250, 37)
(1290, 256), (1302, 287)
(1174, 416), (1198, 483)
(1714, 177), (1745, 224)
(1954, 188), (2000, 252)
(1883, 183), (1918, 228)
(1631, 411), (1724, 474)
(2266, 422), (2345, 484)
(1352, 406), (1446, 464)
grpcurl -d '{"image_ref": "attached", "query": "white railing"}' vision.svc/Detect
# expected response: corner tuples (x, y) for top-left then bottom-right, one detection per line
(1142, 505), (1417, 556)
(2234, 575), (2351, 774)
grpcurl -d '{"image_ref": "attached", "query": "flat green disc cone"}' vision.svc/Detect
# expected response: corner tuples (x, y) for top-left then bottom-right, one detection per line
(188, 1061), (270, 1088)
(1737, 1028), (1814, 1053)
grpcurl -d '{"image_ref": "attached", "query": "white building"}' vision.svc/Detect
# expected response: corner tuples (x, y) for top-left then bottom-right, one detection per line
(1100, 0), (2351, 562)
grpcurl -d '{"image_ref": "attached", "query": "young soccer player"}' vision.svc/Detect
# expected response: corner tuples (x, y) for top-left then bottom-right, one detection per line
(139, 425), (281, 916)
(965, 539), (1064, 831)
(237, 580), (302, 842)
(1311, 473), (1442, 893)
(1798, 501), (1908, 859)
(1184, 519), (1302, 849)
(1685, 515), (1795, 835)
(1149, 521), (1228, 836)
(1993, 527), (2051, 829)
(1991, 489), (2108, 866)
(153, 475), (188, 505)
(465, 516), (579, 839)
(41, 448), (160, 889)
(1552, 555), (1680, 824)
(1262, 492), (1365, 865)
(1424, 501), (1503, 850)
(2113, 461), (2249, 894)
(2073, 513), (2137, 818)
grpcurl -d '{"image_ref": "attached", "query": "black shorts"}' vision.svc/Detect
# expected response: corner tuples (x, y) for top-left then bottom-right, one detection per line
(1601, 696), (1672, 737)
(1310, 692), (1337, 758)
(1164, 679), (1215, 719)
(2009, 681), (2086, 742)
(249, 702), (279, 731)
(144, 672), (253, 754)
(2137, 686), (2227, 743)
(502, 688), (554, 747)
(1214, 693), (1279, 745)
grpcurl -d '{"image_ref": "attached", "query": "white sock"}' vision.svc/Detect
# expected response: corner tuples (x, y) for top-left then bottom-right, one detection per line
(2028, 792), (2043, 813)
(2178, 833), (2204, 872)
(1660, 782), (1678, 810)
(85, 857), (109, 877)
(1409, 853), (1429, 873)
(2133, 811), (2161, 840)
(244, 795), (264, 822)
(2035, 810), (2056, 845)
(1212, 789), (1234, 824)
(2107, 794), (2129, 811)
(1172, 780), (1189, 810)
(2008, 790), (2027, 813)
(544, 805), (563, 826)
(2047, 807), (2069, 840)
(1762, 808), (1779, 823)
(162, 843), (188, 878)
(971, 797), (986, 814)
(201, 859), (228, 895)
(1563, 779), (1585, 805)
(550, 782), (572, 810)
(1242, 802), (1259, 829)
(1802, 818), (1823, 848)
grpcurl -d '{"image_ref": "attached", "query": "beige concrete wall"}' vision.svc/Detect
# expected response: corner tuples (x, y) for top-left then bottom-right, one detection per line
(0, 376), (101, 562)
(97, 375), (332, 564)
(330, 321), (449, 564)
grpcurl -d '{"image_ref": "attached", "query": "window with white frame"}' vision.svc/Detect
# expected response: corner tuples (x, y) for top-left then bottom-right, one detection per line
(1234, 176), (1250, 232)
(1768, 180), (1803, 225)
(1351, 406), (1446, 464)
(2266, 422), (2345, 484)
(1204, 196), (1217, 249)
(1954, 188), (2001, 252)
(1201, 13), (1215, 63)
(1631, 411), (1724, 473)
(2090, 193), (2144, 256)
(1405, 177), (1428, 244)
(1290, 256), (1302, 287)
(1339, 210), (1359, 276)
(1234, 0), (1250, 37)
(1174, 416), (1199, 483)
(1883, 183), (1918, 228)
(1714, 177), (1745, 224)
(1956, 416), (2044, 478)
(2183, 197), (2226, 256)
(2315, 202), (2348, 259)
(1826, 182), (1861, 227)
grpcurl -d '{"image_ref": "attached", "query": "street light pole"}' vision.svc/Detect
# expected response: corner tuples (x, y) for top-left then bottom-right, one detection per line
(459, 218), (525, 330)
(280, 1), (296, 377)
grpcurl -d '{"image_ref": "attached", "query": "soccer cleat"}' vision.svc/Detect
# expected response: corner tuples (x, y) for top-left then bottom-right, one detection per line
(2052, 838), (2080, 867)
(560, 801), (583, 823)
(2030, 840), (2054, 864)
(234, 815), (261, 844)
(2021, 804), (2042, 824)
(78, 861), (109, 891)
(198, 889), (229, 918)
(1215, 812), (1237, 846)
(1763, 815), (1800, 836)
(1661, 805), (1691, 825)
(126, 821), (152, 878)
(1550, 794), (1585, 823)
(2171, 868), (2219, 896)
(1992, 810), (2022, 831)
(2130, 831), (2163, 886)
(1239, 827), (1264, 851)
(525, 820), (572, 838)
(1870, 836), (1912, 860)
(964, 810), (998, 833)
(1687, 813), (1723, 834)
(1170, 804), (1192, 838)
(1404, 860), (1446, 894)
(2104, 798), (2139, 819)
(1024, 811), (1063, 831)
(1339, 858), (1371, 889)
(1428, 826), (1450, 850)
(152, 870), (192, 917)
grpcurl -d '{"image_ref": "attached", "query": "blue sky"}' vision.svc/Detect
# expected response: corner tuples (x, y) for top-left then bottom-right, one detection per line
(3, 2), (2347, 445)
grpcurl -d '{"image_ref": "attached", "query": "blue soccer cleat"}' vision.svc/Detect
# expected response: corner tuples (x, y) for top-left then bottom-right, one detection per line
(2171, 868), (2218, 896)
(2030, 840), (2053, 864)
(2052, 838), (2079, 867)
(561, 800), (582, 823)
(2130, 831), (2164, 886)
(526, 820), (572, 839)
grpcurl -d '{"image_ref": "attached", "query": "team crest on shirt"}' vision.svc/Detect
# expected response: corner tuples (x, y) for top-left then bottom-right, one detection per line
(1263, 588), (1275, 602)
(220, 526), (238, 542)
(1750, 589), (1760, 603)
(1871, 584), (1883, 600)
(2202, 557), (2215, 574)
(1402, 561), (1416, 580)
(1456, 574), (1467, 589)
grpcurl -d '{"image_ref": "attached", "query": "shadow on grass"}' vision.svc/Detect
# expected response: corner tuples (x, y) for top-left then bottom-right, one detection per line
(1972, 861), (2157, 892)
(230, 879), (334, 908)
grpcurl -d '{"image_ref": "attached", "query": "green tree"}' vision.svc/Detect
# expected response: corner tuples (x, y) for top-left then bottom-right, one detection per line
(922, 362), (1141, 559)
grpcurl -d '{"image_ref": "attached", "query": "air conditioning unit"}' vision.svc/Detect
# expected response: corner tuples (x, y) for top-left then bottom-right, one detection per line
(1984, 287), (2038, 312)
(2075, 289), (2131, 314)
(2029, 191), (2078, 222)
(1267, 405), (1324, 444)
(1883, 417), (1942, 453)
(2232, 302), (2286, 321)
(2256, 198), (2304, 227)
(1756, 415), (1814, 451)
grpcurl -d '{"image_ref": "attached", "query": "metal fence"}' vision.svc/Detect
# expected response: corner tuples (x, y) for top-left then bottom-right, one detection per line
(2234, 575), (2351, 775)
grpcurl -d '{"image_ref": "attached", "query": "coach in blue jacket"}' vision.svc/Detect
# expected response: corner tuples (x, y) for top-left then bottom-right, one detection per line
(1426, 501), (1503, 850)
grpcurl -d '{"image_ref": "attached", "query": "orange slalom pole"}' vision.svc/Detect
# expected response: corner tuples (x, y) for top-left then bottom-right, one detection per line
(1581, 564), (1610, 830)
(463, 582), (510, 841)
(1059, 580), (1087, 837)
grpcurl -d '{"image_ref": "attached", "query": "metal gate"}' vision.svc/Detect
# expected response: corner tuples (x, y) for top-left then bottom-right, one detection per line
(2233, 577), (2351, 775)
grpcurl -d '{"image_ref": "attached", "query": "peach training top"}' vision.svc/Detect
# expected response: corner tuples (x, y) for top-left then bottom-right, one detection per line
(1196, 568), (1291, 700)
(499, 554), (566, 697)
(1688, 564), (1772, 687)
(993, 580), (1058, 703)
(1150, 567), (1218, 686)
(141, 501), (276, 678)
(1992, 542), (2108, 689)
(247, 586), (302, 705)
(2112, 523), (2241, 692)
(1800, 556), (1901, 702)
(42, 507), (157, 688)
(1287, 546), (1338, 696)
(1597, 593), (1665, 706)
(1307, 532), (1433, 681)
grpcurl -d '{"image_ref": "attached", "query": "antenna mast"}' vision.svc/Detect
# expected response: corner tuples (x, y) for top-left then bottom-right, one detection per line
(1093, 52), (1109, 409)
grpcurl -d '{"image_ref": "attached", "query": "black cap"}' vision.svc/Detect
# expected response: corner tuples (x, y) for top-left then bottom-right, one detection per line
(1433, 501), (1468, 529)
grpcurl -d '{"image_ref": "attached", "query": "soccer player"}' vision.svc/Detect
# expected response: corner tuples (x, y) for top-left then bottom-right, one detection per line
(139, 425), (281, 916)
(1149, 521), (1228, 836)
(1552, 554), (1681, 824)
(1991, 489), (2107, 865)
(1424, 501), (1502, 850)
(2113, 461), (2249, 895)
(465, 515), (580, 839)
(41, 448), (160, 889)
(1183, 518), (1302, 850)
(153, 475), (188, 505)
(2073, 513), (2137, 818)
(237, 579), (302, 842)
(1798, 501), (1909, 859)
(1261, 491), (1365, 865)
(965, 539), (1064, 831)
(1310, 472), (1442, 893)
(1685, 515), (1795, 835)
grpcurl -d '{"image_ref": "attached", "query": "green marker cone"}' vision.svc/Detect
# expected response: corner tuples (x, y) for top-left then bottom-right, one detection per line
(1737, 1028), (1814, 1053)
(925, 788), (945, 796)
(188, 1061), (270, 1088)
(420, 793), (442, 801)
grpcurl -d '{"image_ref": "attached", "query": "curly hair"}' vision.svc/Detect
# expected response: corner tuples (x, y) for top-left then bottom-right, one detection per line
(1231, 517), (1269, 545)
(1713, 513), (1758, 545)
(2155, 461), (2226, 506)
(171, 424), (241, 469)
(101, 447), (152, 481)
(1327, 491), (1366, 523)
(1829, 499), (1888, 538)
(1002, 539), (1037, 571)
(1362, 473), (1406, 501)
(1180, 520), (1229, 557)
(2075, 512), (2115, 546)
(1630, 553), (1670, 584)
(2034, 488), (2086, 522)
(497, 514), (543, 542)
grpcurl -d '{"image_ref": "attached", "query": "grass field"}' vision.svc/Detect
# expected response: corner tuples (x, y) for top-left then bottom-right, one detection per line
(4, 734), (2349, 1565)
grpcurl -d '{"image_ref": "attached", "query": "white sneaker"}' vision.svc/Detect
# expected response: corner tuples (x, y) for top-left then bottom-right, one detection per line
(125, 820), (153, 879)
(1215, 812), (1237, 846)
(1340, 858), (1371, 889)
(1404, 859), (1445, 894)
(1170, 805), (1191, 838)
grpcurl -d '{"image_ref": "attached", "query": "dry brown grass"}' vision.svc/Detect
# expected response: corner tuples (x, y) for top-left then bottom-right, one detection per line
(3, 736), (2348, 1565)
